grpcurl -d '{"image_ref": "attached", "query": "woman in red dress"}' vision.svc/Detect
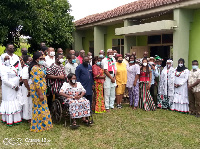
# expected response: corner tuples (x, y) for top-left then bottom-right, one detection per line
(92, 56), (106, 113)
(139, 58), (156, 111)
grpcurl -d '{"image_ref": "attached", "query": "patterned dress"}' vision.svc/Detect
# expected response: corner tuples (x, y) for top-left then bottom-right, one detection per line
(60, 82), (90, 118)
(139, 70), (156, 111)
(30, 66), (53, 132)
(92, 64), (106, 113)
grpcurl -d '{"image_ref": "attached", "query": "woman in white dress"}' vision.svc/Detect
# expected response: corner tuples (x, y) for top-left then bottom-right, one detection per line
(0, 54), (22, 126)
(171, 58), (190, 113)
(157, 60), (175, 109)
(21, 55), (33, 122)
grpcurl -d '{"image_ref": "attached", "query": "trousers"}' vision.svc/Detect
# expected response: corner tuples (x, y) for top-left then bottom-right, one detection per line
(104, 87), (115, 109)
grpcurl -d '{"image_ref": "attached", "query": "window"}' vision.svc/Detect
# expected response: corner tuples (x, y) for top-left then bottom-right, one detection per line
(112, 39), (124, 56)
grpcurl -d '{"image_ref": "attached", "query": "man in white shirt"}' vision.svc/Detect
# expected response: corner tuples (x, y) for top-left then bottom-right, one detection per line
(0, 43), (22, 77)
(45, 47), (55, 68)
(101, 49), (117, 112)
(64, 54), (78, 76)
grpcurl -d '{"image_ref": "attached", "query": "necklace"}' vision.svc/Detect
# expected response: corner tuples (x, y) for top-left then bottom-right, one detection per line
(175, 70), (183, 77)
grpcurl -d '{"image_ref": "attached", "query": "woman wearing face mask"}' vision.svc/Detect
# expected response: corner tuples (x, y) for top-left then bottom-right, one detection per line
(21, 55), (33, 122)
(126, 55), (140, 109)
(59, 73), (91, 128)
(139, 58), (156, 111)
(157, 60), (175, 109)
(0, 55), (22, 126)
(92, 56), (106, 113)
(29, 51), (53, 132)
(170, 58), (189, 113)
(115, 54), (127, 109)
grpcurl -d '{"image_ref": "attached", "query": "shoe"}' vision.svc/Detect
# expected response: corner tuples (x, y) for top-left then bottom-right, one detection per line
(117, 104), (121, 109)
(120, 104), (123, 108)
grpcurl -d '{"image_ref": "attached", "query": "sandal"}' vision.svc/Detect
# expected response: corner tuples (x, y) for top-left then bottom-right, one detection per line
(82, 119), (92, 126)
(71, 120), (79, 129)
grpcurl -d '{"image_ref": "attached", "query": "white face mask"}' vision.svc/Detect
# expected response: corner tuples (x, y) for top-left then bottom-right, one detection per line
(59, 58), (64, 63)
(179, 64), (183, 67)
(89, 56), (92, 59)
(149, 62), (154, 65)
(50, 51), (55, 56)
(4, 60), (10, 66)
(167, 64), (171, 68)
(143, 63), (147, 66)
(109, 55), (113, 59)
(126, 57), (129, 61)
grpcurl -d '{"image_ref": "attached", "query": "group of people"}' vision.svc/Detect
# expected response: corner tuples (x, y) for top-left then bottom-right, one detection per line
(0, 42), (200, 132)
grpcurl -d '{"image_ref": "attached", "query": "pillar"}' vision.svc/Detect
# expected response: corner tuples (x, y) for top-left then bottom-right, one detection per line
(173, 9), (193, 67)
(72, 30), (84, 51)
(94, 26), (107, 56)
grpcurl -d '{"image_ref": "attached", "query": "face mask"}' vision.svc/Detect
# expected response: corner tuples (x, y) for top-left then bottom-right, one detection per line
(50, 51), (55, 56)
(99, 55), (104, 58)
(179, 64), (183, 67)
(83, 61), (89, 67)
(192, 65), (198, 70)
(156, 65), (161, 67)
(22, 51), (28, 55)
(38, 60), (45, 66)
(4, 60), (10, 66)
(96, 62), (101, 66)
(26, 61), (31, 65)
(118, 60), (123, 63)
(149, 62), (154, 65)
(129, 61), (134, 64)
(70, 79), (76, 84)
(126, 57), (129, 61)
(60, 53), (63, 55)
(59, 58), (64, 64)
(72, 59), (76, 64)
(143, 63), (147, 66)
(109, 55), (113, 59)
(89, 56), (92, 59)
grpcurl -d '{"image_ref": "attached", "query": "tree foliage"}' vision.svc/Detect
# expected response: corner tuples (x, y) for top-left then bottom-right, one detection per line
(0, 0), (75, 52)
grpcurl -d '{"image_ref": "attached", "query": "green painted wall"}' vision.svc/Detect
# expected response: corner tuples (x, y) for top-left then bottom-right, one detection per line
(82, 29), (94, 53)
(104, 23), (124, 50)
(136, 36), (148, 46)
(189, 9), (200, 70)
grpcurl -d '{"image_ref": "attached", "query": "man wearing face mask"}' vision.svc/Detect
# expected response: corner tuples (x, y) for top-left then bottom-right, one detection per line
(188, 60), (200, 117)
(87, 52), (93, 66)
(75, 56), (94, 109)
(64, 54), (78, 76)
(67, 49), (80, 65)
(46, 53), (66, 110)
(45, 47), (55, 68)
(19, 47), (28, 68)
(0, 44), (22, 77)
(157, 60), (175, 109)
(101, 49), (117, 112)
(148, 57), (159, 105)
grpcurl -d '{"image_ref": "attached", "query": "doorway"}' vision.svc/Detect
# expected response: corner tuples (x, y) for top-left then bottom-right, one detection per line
(150, 46), (171, 67)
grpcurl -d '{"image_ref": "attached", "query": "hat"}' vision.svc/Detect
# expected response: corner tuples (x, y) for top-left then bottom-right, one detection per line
(155, 55), (163, 61)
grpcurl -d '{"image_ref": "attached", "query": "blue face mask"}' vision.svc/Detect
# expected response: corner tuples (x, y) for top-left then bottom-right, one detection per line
(157, 65), (161, 67)
(129, 61), (134, 64)
(38, 60), (45, 66)
(96, 62), (101, 66)
(72, 59), (76, 64)
(192, 65), (198, 70)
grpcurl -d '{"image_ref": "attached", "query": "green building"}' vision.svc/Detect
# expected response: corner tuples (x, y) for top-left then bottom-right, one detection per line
(73, 0), (200, 68)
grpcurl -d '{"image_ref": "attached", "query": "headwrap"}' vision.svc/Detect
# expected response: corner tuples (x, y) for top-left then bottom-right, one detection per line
(176, 58), (187, 72)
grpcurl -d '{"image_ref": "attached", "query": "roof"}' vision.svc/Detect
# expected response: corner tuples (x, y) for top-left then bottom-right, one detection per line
(75, 0), (186, 27)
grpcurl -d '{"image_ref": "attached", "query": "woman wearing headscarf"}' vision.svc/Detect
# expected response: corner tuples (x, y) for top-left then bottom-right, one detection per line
(0, 54), (22, 126)
(170, 58), (189, 113)
(157, 60), (175, 109)
(29, 51), (53, 132)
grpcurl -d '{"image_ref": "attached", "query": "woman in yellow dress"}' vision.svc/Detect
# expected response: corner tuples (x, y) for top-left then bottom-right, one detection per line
(29, 51), (53, 132)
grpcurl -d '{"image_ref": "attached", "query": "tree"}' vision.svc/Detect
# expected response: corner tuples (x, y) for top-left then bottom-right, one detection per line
(0, 0), (75, 52)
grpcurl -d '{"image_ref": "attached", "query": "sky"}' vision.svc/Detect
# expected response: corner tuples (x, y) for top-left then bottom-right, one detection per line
(68, 0), (137, 21)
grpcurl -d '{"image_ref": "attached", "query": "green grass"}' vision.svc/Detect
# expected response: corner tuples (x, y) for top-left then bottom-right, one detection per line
(0, 105), (200, 149)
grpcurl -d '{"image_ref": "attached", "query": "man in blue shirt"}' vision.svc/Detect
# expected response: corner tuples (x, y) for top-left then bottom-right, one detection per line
(75, 56), (94, 109)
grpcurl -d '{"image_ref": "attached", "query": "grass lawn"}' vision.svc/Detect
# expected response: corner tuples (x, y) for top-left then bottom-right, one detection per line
(0, 104), (200, 149)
